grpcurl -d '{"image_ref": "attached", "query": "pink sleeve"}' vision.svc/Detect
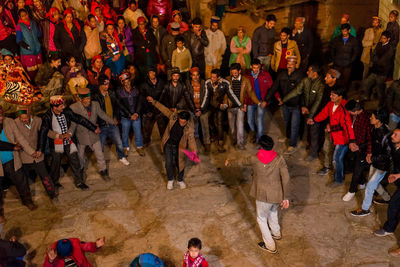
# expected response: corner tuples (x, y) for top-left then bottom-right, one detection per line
(230, 38), (241, 53)
(244, 38), (252, 54)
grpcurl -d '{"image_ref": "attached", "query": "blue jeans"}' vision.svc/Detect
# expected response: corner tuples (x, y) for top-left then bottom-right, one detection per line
(100, 125), (125, 159)
(247, 104), (265, 141)
(332, 144), (348, 183)
(282, 105), (301, 147)
(121, 117), (143, 148)
(362, 166), (387, 211)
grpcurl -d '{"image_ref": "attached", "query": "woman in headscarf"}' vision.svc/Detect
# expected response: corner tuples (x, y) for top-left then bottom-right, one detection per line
(16, 8), (42, 78)
(31, 0), (47, 28)
(51, 0), (68, 15)
(42, 7), (59, 54)
(92, 4), (104, 32)
(229, 26), (251, 71)
(101, 21), (126, 78)
(87, 55), (111, 86)
(54, 8), (86, 63)
(0, 3), (18, 55)
(83, 14), (102, 66)
(166, 10), (187, 34)
(3, 0), (17, 29)
(116, 16), (134, 63)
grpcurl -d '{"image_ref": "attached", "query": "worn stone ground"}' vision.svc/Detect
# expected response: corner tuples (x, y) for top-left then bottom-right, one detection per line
(4, 109), (400, 267)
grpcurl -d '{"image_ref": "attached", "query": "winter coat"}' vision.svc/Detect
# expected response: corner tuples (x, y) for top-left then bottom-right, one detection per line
(14, 116), (44, 163)
(123, 8), (147, 29)
(290, 27), (313, 59)
(83, 25), (102, 60)
(330, 35), (359, 68)
(204, 28), (226, 66)
(386, 21), (400, 48)
(204, 78), (241, 108)
(160, 33), (178, 67)
(370, 124), (391, 171)
(314, 99), (355, 145)
(270, 40), (301, 72)
(54, 21), (86, 62)
(331, 24), (356, 41)
(183, 29), (209, 62)
(370, 42), (395, 77)
(116, 85), (143, 116)
(361, 27), (383, 65)
(185, 78), (208, 111)
(387, 80), (400, 116)
(252, 25), (275, 58)
(146, 0), (171, 26)
(132, 27), (158, 66)
(266, 69), (303, 107)
(16, 20), (41, 56)
(117, 25), (134, 59)
(140, 77), (165, 114)
(159, 80), (195, 111)
(245, 71), (274, 106)
(226, 75), (260, 108)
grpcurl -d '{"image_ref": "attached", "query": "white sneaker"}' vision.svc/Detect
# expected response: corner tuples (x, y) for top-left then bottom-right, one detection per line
(167, 180), (174, 190)
(358, 184), (366, 190)
(178, 181), (186, 189)
(342, 192), (355, 202)
(119, 157), (130, 166)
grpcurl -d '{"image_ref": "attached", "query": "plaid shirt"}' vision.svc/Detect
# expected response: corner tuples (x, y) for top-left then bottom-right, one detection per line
(55, 113), (68, 145)
(352, 110), (372, 154)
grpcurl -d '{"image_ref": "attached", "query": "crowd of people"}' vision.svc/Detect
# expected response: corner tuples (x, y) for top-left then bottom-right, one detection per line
(0, 0), (399, 264)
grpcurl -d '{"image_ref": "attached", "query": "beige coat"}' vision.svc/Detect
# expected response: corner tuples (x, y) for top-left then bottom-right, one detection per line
(0, 118), (35, 176)
(14, 116), (44, 164)
(84, 25), (102, 60)
(69, 101), (114, 146)
(229, 154), (290, 203)
(204, 29), (226, 66)
(153, 101), (196, 171)
(361, 27), (383, 65)
(123, 8), (147, 29)
(271, 40), (301, 72)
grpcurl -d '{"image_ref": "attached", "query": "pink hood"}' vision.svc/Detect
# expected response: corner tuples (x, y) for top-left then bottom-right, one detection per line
(257, 149), (277, 164)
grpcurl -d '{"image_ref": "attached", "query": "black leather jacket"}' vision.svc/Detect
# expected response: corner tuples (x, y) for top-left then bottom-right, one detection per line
(185, 79), (208, 112)
(371, 125), (391, 171)
(140, 77), (166, 114)
(204, 78), (241, 109)
(39, 108), (97, 152)
(159, 81), (195, 112)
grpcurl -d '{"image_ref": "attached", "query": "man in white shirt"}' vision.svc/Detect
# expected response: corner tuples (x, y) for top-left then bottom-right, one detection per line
(204, 16), (226, 79)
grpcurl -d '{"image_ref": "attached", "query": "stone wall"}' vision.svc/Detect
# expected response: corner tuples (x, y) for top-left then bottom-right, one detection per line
(379, 0), (400, 79)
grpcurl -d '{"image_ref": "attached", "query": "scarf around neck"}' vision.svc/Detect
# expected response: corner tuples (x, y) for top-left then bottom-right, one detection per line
(184, 251), (205, 267)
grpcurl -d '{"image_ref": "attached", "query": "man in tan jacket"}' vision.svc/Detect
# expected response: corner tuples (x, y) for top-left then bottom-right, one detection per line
(14, 108), (57, 199)
(271, 27), (301, 72)
(146, 96), (197, 190)
(225, 135), (290, 254)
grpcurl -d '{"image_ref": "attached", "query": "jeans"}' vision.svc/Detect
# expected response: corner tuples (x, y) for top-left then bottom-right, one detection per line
(362, 73), (387, 107)
(164, 143), (184, 181)
(361, 166), (390, 211)
(99, 125), (125, 160)
(332, 144), (348, 183)
(383, 187), (400, 232)
(389, 113), (400, 131)
(257, 56), (271, 72)
(282, 105), (301, 147)
(121, 117), (143, 149)
(228, 107), (245, 146)
(256, 200), (280, 251)
(247, 104), (265, 141)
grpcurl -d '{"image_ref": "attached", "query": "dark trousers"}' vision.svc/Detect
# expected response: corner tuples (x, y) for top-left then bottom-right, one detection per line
(348, 150), (369, 193)
(362, 73), (387, 107)
(305, 122), (320, 157)
(209, 107), (224, 142)
(49, 145), (83, 186)
(0, 160), (33, 215)
(383, 187), (400, 232)
(335, 66), (352, 91)
(142, 113), (168, 146)
(22, 161), (56, 198)
(164, 143), (184, 181)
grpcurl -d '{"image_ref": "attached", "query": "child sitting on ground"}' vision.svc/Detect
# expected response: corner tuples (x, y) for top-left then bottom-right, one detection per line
(183, 237), (209, 267)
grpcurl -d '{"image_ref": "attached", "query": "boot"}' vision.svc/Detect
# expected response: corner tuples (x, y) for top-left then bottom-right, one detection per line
(204, 144), (211, 154)
(100, 170), (111, 182)
(217, 141), (226, 153)
(136, 147), (145, 157)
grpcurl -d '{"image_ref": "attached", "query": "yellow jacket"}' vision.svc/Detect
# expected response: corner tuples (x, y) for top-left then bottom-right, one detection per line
(271, 40), (301, 72)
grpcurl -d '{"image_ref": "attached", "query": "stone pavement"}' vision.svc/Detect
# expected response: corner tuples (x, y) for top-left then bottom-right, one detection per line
(3, 111), (400, 266)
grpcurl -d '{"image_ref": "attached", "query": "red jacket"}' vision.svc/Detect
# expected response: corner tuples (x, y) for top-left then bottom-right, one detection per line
(245, 71), (273, 105)
(314, 99), (355, 145)
(147, 0), (171, 26)
(43, 238), (98, 267)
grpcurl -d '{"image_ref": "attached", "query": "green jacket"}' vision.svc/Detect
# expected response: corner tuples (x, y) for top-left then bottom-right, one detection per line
(283, 76), (325, 119)
(331, 24), (356, 41)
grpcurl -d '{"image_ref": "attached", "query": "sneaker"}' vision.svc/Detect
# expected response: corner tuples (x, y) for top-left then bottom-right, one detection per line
(136, 147), (145, 157)
(257, 242), (277, 254)
(76, 183), (89, 191)
(374, 228), (394, 237)
(358, 184), (366, 190)
(100, 170), (111, 182)
(342, 192), (355, 202)
(351, 208), (370, 217)
(373, 198), (390, 205)
(123, 147), (129, 157)
(178, 181), (186, 189)
(119, 157), (130, 166)
(317, 167), (330, 176)
(284, 146), (297, 154)
(167, 180), (174, 190)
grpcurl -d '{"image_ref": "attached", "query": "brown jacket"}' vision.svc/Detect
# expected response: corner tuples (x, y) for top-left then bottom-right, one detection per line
(0, 118), (35, 176)
(226, 75), (260, 107)
(153, 100), (196, 171)
(229, 154), (290, 203)
(14, 116), (44, 164)
(271, 39), (301, 72)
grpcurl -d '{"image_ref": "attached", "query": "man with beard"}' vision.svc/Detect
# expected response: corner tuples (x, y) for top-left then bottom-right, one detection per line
(204, 16), (226, 79)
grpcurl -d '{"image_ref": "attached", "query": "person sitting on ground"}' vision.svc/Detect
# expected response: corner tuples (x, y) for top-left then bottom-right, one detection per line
(182, 237), (209, 267)
(0, 235), (27, 266)
(225, 135), (290, 254)
(43, 237), (105, 266)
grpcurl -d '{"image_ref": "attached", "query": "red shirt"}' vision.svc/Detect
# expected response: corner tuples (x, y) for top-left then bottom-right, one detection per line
(278, 45), (288, 70)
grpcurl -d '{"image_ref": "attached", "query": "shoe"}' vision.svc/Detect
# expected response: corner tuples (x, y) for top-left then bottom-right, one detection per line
(278, 137), (287, 143)
(373, 198), (390, 205)
(123, 147), (129, 157)
(284, 146), (297, 154)
(358, 184), (366, 190)
(389, 248), (400, 257)
(167, 180), (174, 190)
(317, 167), (330, 176)
(136, 147), (145, 157)
(249, 131), (257, 144)
(25, 202), (38, 211)
(204, 144), (211, 153)
(305, 155), (317, 162)
(178, 181), (186, 189)
(374, 228), (394, 237)
(76, 183), (89, 191)
(272, 234), (281, 240)
(55, 183), (64, 189)
(119, 157), (130, 166)
(236, 144), (246, 150)
(100, 170), (111, 182)
(351, 208), (370, 217)
(327, 181), (343, 188)
(257, 242), (277, 254)
(342, 192), (355, 202)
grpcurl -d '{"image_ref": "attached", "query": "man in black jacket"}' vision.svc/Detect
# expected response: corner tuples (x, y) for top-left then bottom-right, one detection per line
(140, 67), (167, 147)
(91, 75), (132, 166)
(387, 79), (400, 130)
(0, 235), (27, 267)
(183, 17), (209, 78)
(252, 14), (276, 71)
(39, 95), (100, 191)
(330, 23), (360, 90)
(362, 31), (394, 107)
(291, 17), (313, 71)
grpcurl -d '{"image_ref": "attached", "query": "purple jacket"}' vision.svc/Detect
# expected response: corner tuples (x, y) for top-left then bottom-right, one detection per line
(118, 25), (134, 60)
